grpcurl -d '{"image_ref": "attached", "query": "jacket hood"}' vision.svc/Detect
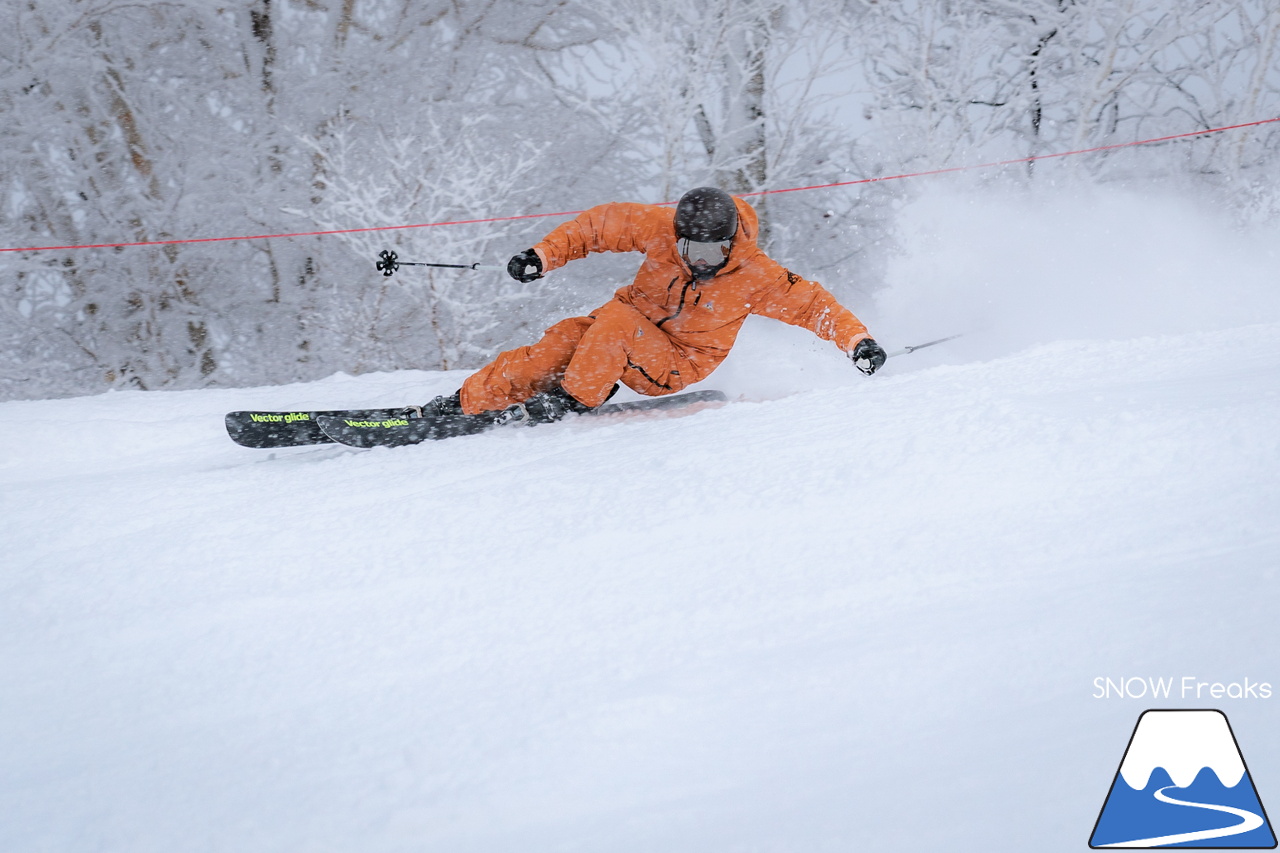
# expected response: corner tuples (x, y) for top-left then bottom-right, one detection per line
(732, 196), (760, 246)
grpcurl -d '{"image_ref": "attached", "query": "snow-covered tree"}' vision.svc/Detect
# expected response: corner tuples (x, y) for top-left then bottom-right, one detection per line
(1, 0), (1276, 401)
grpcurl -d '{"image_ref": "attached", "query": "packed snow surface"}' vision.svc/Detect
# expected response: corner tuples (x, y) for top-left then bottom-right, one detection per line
(3, 190), (1279, 851)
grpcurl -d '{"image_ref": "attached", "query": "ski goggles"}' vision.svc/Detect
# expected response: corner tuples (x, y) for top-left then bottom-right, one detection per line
(678, 237), (732, 267)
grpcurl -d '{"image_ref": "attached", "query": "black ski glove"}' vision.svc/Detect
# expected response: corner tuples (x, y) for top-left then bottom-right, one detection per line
(507, 248), (543, 283)
(851, 337), (887, 376)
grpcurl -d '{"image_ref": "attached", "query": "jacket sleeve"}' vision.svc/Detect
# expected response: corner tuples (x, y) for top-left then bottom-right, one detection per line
(750, 260), (870, 353)
(533, 203), (665, 272)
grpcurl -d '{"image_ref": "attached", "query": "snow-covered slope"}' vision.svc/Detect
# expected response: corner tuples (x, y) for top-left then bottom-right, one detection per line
(3, 189), (1279, 852)
(3, 319), (1278, 852)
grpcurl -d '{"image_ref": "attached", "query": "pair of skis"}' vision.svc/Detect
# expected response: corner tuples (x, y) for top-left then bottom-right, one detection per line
(225, 334), (962, 450)
(225, 390), (729, 449)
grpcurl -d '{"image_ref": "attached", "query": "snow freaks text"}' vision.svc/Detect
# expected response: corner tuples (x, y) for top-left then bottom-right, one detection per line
(1093, 677), (1274, 700)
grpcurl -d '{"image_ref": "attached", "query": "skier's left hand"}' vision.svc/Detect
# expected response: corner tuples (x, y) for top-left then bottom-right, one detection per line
(850, 338), (887, 376)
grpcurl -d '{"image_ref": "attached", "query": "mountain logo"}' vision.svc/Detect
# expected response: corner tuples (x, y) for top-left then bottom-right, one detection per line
(1090, 709), (1276, 848)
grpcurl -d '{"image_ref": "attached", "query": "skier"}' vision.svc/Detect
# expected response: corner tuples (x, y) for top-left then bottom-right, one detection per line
(425, 187), (886, 425)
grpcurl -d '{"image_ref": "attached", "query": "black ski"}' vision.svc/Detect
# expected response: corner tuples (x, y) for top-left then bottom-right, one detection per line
(225, 406), (414, 448)
(316, 390), (728, 449)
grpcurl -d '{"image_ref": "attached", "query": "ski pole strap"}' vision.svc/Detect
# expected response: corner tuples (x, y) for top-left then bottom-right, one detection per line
(375, 250), (504, 276)
(885, 333), (963, 359)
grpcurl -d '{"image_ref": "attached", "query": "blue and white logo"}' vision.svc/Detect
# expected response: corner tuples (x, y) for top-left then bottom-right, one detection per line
(1091, 709), (1276, 848)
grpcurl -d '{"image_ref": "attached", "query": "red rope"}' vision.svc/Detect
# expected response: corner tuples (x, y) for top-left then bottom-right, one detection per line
(4, 116), (1276, 255)
(739, 116), (1280, 199)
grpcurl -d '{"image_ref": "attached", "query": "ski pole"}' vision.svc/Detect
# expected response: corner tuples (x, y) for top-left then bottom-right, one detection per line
(885, 333), (963, 359)
(375, 249), (506, 277)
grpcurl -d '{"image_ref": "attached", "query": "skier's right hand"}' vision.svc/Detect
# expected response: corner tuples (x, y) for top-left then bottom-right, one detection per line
(507, 248), (543, 283)
(850, 337), (887, 375)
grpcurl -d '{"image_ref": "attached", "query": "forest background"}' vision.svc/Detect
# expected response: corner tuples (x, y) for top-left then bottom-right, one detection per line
(2, 0), (1277, 401)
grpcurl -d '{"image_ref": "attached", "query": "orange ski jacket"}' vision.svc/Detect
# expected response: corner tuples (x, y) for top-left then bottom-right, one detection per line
(532, 198), (871, 385)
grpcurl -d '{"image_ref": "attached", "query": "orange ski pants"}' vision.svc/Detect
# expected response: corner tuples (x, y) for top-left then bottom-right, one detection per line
(460, 299), (693, 413)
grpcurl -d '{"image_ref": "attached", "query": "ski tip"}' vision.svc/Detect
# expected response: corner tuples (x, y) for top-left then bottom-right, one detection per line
(224, 410), (332, 448)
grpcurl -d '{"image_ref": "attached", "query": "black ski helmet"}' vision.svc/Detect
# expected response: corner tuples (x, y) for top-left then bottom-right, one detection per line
(674, 187), (738, 242)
